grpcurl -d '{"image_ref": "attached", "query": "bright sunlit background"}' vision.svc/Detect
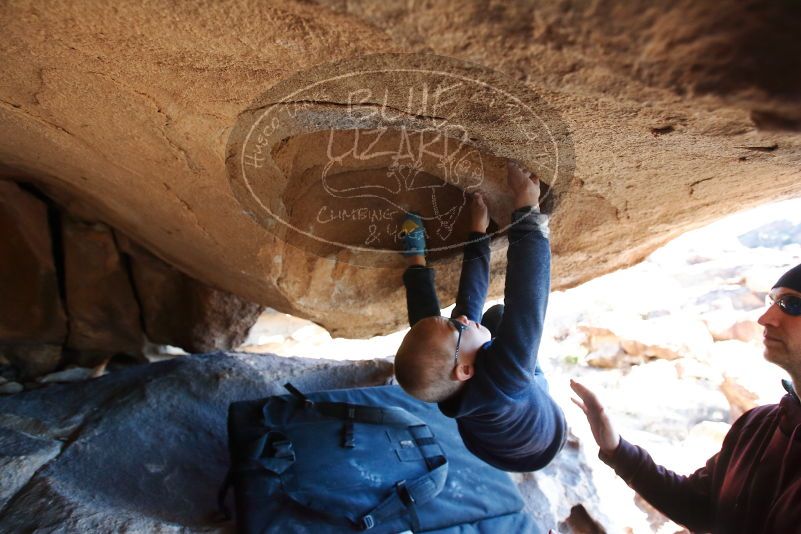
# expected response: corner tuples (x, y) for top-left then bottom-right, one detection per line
(236, 197), (801, 533)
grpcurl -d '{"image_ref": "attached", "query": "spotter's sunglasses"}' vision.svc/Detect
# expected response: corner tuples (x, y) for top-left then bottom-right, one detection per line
(447, 317), (467, 365)
(766, 293), (801, 316)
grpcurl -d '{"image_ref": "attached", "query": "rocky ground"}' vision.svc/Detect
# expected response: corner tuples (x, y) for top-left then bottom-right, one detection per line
(2, 198), (800, 532)
(0, 353), (394, 532)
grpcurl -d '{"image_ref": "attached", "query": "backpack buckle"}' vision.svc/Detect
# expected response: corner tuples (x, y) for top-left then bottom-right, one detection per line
(359, 514), (375, 530)
(342, 421), (355, 448)
(284, 382), (314, 409)
(396, 480), (415, 505)
(272, 440), (295, 461)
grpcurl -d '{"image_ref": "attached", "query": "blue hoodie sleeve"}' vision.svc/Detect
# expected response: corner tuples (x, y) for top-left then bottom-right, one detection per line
(484, 207), (550, 394)
(402, 267), (442, 326)
(451, 232), (490, 323)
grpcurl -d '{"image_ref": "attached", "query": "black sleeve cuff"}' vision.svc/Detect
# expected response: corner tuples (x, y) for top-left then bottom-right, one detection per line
(598, 437), (639, 478)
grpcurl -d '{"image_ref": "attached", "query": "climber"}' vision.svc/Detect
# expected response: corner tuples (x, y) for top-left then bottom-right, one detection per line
(571, 263), (801, 533)
(393, 160), (566, 472)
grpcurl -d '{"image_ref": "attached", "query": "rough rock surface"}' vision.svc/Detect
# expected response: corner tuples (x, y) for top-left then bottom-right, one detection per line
(0, 180), (67, 378)
(0, 345), (63, 381)
(117, 234), (264, 353)
(1, 1), (800, 337)
(0, 181), (66, 356)
(513, 432), (612, 532)
(62, 216), (144, 365)
(0, 352), (607, 532)
(1, 181), (263, 374)
(0, 353), (394, 531)
(0, 382), (25, 395)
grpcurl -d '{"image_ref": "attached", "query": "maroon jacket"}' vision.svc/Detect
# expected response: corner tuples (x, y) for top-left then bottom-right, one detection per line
(601, 381), (801, 534)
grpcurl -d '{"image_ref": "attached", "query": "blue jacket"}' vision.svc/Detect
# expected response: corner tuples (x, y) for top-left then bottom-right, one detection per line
(404, 208), (566, 472)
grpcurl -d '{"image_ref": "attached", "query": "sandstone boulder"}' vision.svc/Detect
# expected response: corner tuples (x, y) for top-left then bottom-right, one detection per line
(742, 264), (794, 294)
(695, 287), (764, 312)
(720, 376), (760, 421)
(0, 180), (66, 374)
(579, 326), (644, 369)
(580, 315), (715, 369)
(0, 345), (63, 381)
(708, 317), (762, 344)
(709, 340), (787, 421)
(117, 235), (263, 353)
(62, 217), (144, 365)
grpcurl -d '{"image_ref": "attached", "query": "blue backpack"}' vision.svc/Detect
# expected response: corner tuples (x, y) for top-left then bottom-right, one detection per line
(221, 384), (540, 533)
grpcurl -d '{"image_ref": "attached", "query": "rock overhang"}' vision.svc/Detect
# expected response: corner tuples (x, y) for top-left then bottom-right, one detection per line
(1, 2), (800, 338)
(226, 53), (574, 268)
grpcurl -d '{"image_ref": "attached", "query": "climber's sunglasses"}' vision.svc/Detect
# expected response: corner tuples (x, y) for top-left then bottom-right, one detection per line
(766, 293), (801, 316)
(447, 317), (467, 364)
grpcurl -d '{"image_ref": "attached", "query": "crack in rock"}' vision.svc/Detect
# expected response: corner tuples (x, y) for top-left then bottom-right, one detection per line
(160, 182), (219, 245)
(0, 99), (76, 138)
(249, 99), (450, 125)
(84, 70), (202, 174)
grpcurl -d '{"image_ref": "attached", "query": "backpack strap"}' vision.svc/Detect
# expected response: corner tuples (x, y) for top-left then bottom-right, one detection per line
(314, 401), (421, 426)
(245, 431), (296, 475)
(357, 449), (447, 530)
(307, 401), (448, 530)
(216, 469), (233, 521)
(285, 383), (422, 426)
(278, 384), (450, 531)
(284, 382), (314, 408)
